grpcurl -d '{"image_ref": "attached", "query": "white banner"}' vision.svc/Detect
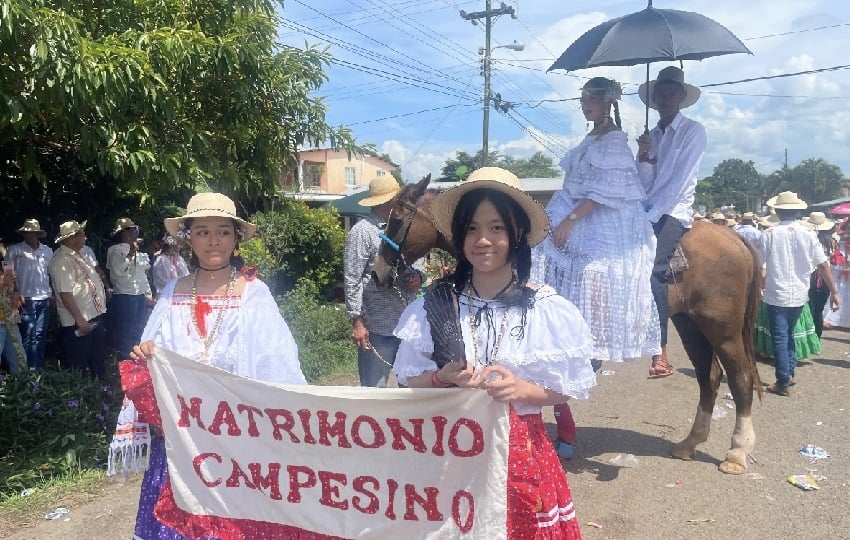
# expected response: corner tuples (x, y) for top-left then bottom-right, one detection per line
(148, 347), (510, 539)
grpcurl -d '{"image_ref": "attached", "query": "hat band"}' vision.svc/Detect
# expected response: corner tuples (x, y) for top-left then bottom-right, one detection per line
(185, 207), (238, 218)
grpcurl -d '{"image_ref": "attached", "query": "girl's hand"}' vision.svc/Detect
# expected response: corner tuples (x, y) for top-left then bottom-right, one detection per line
(438, 360), (482, 389)
(130, 340), (156, 361)
(552, 219), (575, 248)
(479, 365), (529, 402)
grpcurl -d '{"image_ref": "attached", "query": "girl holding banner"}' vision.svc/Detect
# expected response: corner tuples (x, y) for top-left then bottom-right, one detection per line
(122, 193), (307, 539)
(393, 167), (596, 539)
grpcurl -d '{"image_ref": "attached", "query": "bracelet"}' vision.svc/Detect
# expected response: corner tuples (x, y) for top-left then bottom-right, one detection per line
(431, 370), (453, 388)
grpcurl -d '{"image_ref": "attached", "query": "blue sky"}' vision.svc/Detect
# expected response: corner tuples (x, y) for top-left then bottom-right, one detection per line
(279, 0), (850, 183)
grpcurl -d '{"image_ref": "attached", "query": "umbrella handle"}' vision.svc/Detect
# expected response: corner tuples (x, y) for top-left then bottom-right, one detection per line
(644, 63), (650, 134)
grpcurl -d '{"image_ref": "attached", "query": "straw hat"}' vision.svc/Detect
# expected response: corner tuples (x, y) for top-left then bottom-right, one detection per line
(430, 167), (549, 246)
(771, 191), (807, 210)
(710, 212), (734, 226)
(54, 220), (87, 244)
(17, 219), (47, 238)
(805, 211), (835, 231)
(638, 66), (701, 110)
(164, 193), (257, 240)
(759, 214), (779, 228)
(111, 217), (139, 237)
(741, 212), (757, 222)
(358, 176), (401, 207)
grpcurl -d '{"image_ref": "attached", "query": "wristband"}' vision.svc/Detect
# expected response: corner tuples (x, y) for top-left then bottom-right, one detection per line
(431, 370), (452, 388)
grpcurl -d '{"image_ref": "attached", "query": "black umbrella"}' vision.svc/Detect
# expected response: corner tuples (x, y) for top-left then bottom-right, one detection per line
(548, 0), (752, 130)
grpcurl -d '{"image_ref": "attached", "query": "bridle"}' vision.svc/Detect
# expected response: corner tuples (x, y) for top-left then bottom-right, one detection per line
(378, 195), (423, 286)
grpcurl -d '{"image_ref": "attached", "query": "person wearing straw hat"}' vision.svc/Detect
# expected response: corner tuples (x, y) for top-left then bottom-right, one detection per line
(734, 211), (762, 246)
(804, 212), (839, 338)
(118, 192), (306, 538)
(1, 248), (26, 373)
(106, 217), (153, 361)
(344, 176), (422, 387)
(393, 167), (594, 538)
(4, 219), (53, 370)
(47, 220), (108, 379)
(757, 192), (839, 396)
(635, 66), (707, 379)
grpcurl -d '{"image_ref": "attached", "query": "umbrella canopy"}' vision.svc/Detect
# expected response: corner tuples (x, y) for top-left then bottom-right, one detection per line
(548, 6), (751, 72)
(547, 2), (752, 131)
(828, 202), (850, 216)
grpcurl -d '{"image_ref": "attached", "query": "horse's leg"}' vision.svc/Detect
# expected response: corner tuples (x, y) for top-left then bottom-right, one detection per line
(713, 338), (756, 475)
(670, 313), (721, 461)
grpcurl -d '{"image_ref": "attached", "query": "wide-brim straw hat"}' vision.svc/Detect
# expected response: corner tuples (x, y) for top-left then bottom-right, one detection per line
(741, 212), (757, 222)
(17, 219), (47, 238)
(805, 211), (835, 231)
(638, 66), (701, 110)
(111, 217), (139, 237)
(164, 192), (257, 240)
(54, 220), (87, 244)
(431, 167), (549, 247)
(359, 176), (401, 207)
(771, 191), (808, 210)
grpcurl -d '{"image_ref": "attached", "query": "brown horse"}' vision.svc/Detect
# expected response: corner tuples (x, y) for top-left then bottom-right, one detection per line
(373, 175), (762, 475)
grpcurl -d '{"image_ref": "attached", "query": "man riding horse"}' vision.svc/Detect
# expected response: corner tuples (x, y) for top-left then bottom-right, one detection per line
(637, 66), (707, 379)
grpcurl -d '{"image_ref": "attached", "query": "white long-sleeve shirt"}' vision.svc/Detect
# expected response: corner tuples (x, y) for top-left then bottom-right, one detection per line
(637, 112), (707, 228)
(106, 243), (151, 295)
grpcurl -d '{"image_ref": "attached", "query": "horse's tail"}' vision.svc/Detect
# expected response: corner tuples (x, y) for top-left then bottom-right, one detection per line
(741, 237), (763, 400)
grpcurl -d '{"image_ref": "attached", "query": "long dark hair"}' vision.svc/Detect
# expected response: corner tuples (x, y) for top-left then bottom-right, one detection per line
(448, 188), (536, 318)
(185, 217), (245, 270)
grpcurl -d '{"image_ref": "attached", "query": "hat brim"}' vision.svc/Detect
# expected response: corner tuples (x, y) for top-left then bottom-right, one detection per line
(638, 80), (701, 110)
(358, 191), (398, 207)
(430, 180), (549, 247)
(164, 213), (257, 241)
(772, 202), (808, 210)
(17, 228), (46, 238)
(111, 224), (139, 237)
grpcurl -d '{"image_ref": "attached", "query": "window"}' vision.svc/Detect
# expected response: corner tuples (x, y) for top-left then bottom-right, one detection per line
(376, 170), (387, 177)
(304, 164), (322, 187)
(344, 167), (356, 186)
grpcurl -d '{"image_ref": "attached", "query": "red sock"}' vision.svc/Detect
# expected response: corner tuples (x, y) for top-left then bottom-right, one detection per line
(553, 402), (576, 444)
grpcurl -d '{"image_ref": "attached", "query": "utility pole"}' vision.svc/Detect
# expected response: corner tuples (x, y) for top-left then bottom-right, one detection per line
(461, 2), (516, 168)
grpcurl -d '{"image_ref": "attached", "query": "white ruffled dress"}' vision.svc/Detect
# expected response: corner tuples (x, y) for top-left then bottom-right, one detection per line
(535, 130), (660, 362)
(393, 285), (597, 414)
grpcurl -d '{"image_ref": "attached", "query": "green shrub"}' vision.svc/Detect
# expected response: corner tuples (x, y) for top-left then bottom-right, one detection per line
(279, 285), (356, 383)
(0, 367), (123, 499)
(250, 200), (346, 295)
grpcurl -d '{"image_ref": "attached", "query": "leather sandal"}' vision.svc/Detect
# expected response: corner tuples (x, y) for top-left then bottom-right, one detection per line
(648, 356), (674, 379)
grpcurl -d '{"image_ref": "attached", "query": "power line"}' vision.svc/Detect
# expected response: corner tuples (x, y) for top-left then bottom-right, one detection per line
(347, 103), (479, 125)
(743, 22), (850, 41)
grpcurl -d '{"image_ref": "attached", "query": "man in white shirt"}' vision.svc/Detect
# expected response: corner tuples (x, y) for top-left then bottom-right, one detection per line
(734, 212), (762, 246)
(48, 221), (108, 379)
(759, 192), (839, 395)
(106, 218), (152, 361)
(636, 66), (707, 378)
(5, 219), (53, 370)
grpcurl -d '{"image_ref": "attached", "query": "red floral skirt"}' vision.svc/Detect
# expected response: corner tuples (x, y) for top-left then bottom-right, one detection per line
(507, 410), (582, 540)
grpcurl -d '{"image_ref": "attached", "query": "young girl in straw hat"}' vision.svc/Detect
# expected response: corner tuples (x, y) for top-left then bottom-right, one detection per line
(393, 167), (595, 538)
(118, 193), (306, 539)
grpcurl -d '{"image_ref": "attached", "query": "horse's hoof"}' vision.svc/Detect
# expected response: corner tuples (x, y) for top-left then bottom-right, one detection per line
(671, 443), (694, 461)
(718, 460), (746, 475)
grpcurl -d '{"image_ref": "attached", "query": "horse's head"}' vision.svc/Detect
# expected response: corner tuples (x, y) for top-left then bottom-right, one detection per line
(373, 174), (442, 287)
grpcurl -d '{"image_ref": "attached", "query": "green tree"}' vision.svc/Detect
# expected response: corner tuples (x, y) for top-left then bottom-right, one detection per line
(0, 0), (356, 232)
(696, 159), (764, 212)
(436, 150), (559, 181)
(379, 153), (403, 183)
(764, 158), (844, 204)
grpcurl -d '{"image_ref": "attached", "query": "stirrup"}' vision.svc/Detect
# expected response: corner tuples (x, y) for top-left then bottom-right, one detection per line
(554, 439), (574, 459)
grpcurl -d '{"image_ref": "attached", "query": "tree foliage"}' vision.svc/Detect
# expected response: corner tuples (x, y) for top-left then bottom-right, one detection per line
(0, 0), (356, 234)
(695, 157), (846, 212)
(436, 150), (559, 181)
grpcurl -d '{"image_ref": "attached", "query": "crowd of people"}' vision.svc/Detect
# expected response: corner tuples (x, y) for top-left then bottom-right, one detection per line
(3, 63), (849, 539)
(0, 217), (190, 376)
